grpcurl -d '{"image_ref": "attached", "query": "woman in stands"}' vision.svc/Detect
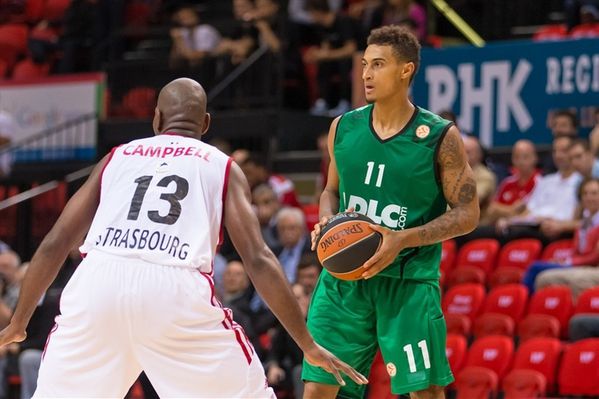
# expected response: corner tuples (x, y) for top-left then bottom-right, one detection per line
(523, 178), (599, 292)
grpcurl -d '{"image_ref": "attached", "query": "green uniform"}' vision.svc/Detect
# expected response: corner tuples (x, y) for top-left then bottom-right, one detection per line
(302, 104), (455, 397)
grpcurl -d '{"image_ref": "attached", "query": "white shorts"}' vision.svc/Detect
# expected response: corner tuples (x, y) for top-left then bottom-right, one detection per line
(35, 252), (275, 398)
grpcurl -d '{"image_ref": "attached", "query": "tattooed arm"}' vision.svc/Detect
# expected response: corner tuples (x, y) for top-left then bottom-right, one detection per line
(361, 126), (479, 278)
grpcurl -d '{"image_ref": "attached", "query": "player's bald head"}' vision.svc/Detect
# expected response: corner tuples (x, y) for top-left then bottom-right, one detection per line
(153, 78), (210, 139)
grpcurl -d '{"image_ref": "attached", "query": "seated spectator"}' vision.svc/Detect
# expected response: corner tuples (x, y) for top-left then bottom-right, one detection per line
(496, 136), (582, 245)
(522, 178), (599, 292)
(266, 283), (309, 399)
(588, 109), (599, 156)
(240, 153), (301, 208)
(380, 0), (427, 43)
(214, 0), (259, 65)
(295, 253), (322, 294)
(543, 109), (579, 173)
(485, 140), (540, 225)
(57, 0), (101, 73)
(304, 0), (357, 117)
(239, 0), (283, 53)
(569, 138), (599, 179)
(463, 136), (497, 223)
(535, 266), (599, 299)
(252, 184), (281, 250)
(569, 314), (599, 341)
(0, 110), (17, 177)
(275, 207), (311, 283)
(569, 4), (599, 38)
(169, 6), (222, 68)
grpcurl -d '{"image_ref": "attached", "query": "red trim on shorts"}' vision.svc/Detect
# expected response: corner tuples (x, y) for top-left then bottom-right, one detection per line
(199, 271), (254, 364)
(41, 323), (59, 360)
(217, 157), (233, 254)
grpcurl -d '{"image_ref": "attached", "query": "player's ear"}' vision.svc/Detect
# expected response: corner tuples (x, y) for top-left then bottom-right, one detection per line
(401, 62), (415, 81)
(152, 107), (162, 134)
(201, 112), (211, 135)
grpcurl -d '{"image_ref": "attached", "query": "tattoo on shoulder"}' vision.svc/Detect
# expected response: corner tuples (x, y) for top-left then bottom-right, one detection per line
(458, 178), (476, 204)
(439, 132), (460, 169)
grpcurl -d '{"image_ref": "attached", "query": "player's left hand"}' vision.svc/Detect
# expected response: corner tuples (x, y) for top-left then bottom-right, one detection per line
(304, 343), (369, 386)
(361, 224), (406, 279)
(0, 323), (27, 348)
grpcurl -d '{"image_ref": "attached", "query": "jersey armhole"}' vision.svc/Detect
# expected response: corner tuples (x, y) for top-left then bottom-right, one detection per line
(433, 122), (455, 188)
(218, 157), (234, 250)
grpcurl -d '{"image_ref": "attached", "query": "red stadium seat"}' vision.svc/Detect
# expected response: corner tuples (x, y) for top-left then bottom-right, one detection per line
(445, 313), (471, 337)
(502, 369), (546, 399)
(558, 338), (599, 396)
(533, 24), (568, 41)
(465, 335), (514, 381)
(527, 285), (573, 338)
(574, 286), (599, 315)
(512, 337), (562, 392)
(44, 0), (71, 21)
(496, 239), (542, 270)
(441, 239), (457, 274)
(517, 314), (560, 343)
(488, 267), (524, 289)
(473, 313), (515, 338)
(301, 203), (320, 233)
(442, 283), (486, 323)
(446, 265), (486, 288)
(25, 0), (46, 22)
(455, 367), (498, 399)
(446, 334), (468, 378)
(12, 59), (51, 80)
(455, 238), (500, 274)
(0, 59), (8, 79)
(540, 239), (574, 261)
(482, 284), (529, 323)
(122, 87), (157, 119)
(0, 24), (29, 55)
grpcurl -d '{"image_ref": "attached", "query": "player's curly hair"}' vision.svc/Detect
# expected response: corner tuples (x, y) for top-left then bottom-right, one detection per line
(367, 25), (421, 83)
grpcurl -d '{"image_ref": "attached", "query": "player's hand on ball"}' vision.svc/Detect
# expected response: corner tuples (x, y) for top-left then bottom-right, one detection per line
(304, 343), (368, 386)
(310, 216), (331, 251)
(361, 224), (406, 279)
(0, 323), (27, 348)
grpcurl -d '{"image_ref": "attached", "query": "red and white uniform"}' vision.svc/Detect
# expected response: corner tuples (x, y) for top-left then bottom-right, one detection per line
(35, 134), (274, 398)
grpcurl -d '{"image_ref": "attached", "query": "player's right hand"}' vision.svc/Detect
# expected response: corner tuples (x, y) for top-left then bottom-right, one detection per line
(310, 216), (331, 251)
(0, 323), (26, 348)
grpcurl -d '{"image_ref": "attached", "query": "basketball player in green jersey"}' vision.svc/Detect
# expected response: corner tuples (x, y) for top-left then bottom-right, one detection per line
(302, 26), (480, 399)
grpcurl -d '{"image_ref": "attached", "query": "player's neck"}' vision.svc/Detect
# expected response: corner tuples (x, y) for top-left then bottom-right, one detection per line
(372, 96), (415, 133)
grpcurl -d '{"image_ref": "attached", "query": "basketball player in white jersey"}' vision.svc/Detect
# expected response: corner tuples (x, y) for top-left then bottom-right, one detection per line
(0, 78), (367, 398)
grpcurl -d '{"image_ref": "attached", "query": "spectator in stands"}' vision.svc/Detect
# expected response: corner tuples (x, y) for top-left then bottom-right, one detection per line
(347, 0), (385, 47)
(169, 6), (222, 68)
(484, 140), (540, 225)
(589, 109), (599, 155)
(275, 207), (311, 283)
(0, 110), (17, 177)
(239, 153), (301, 208)
(57, 0), (102, 73)
(304, 0), (358, 117)
(253, 184), (282, 250)
(536, 265), (599, 298)
(18, 250), (78, 399)
(0, 251), (22, 311)
(569, 138), (599, 179)
(266, 283), (309, 399)
(238, 0), (283, 53)
(463, 135), (496, 223)
(214, 0), (260, 65)
(569, 4), (599, 37)
(295, 253), (322, 294)
(495, 135), (582, 245)
(28, 20), (60, 66)
(288, 0), (344, 25)
(380, 0), (427, 43)
(543, 110), (579, 173)
(522, 178), (599, 292)
(569, 315), (599, 340)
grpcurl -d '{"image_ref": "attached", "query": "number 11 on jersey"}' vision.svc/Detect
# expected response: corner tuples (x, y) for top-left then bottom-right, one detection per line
(364, 161), (385, 187)
(403, 340), (431, 373)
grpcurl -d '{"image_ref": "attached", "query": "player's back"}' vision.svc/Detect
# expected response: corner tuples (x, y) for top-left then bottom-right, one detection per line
(81, 133), (231, 272)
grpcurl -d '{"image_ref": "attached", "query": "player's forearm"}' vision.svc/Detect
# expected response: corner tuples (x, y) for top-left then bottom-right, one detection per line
(244, 247), (315, 351)
(406, 204), (479, 248)
(10, 232), (69, 327)
(319, 188), (339, 219)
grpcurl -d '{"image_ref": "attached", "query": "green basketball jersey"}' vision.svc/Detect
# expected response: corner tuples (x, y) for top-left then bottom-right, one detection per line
(335, 104), (453, 280)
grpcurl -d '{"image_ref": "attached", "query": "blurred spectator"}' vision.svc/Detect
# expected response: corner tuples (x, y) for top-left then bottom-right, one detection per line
(484, 140), (540, 225)
(239, 154), (301, 208)
(569, 315), (599, 340)
(252, 184), (281, 250)
(348, 0), (384, 47)
(564, 0), (599, 29)
(381, 0), (427, 43)
(214, 0), (260, 65)
(304, 0), (357, 117)
(0, 251), (22, 311)
(18, 251), (78, 399)
(522, 178), (599, 292)
(0, 110), (17, 177)
(288, 0), (344, 24)
(275, 207), (310, 283)
(240, 0), (283, 53)
(536, 266), (599, 298)
(544, 109), (579, 173)
(569, 138), (599, 179)
(265, 283), (309, 399)
(295, 253), (322, 294)
(57, 0), (102, 73)
(169, 6), (221, 68)
(28, 21), (60, 66)
(569, 4), (599, 38)
(463, 136), (496, 223)
(497, 136), (582, 244)
(589, 109), (599, 156)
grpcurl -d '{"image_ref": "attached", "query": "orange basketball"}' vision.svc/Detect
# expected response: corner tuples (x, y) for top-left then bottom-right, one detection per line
(316, 212), (382, 281)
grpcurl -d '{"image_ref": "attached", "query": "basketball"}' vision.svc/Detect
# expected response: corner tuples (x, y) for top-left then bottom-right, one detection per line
(316, 212), (382, 281)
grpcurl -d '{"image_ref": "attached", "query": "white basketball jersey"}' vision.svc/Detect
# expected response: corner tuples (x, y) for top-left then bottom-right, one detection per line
(81, 134), (231, 272)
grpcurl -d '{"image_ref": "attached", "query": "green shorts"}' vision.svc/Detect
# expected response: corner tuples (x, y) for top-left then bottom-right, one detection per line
(302, 272), (453, 398)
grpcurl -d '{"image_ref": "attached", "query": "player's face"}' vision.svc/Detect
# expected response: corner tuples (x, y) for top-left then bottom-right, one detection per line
(362, 45), (413, 102)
